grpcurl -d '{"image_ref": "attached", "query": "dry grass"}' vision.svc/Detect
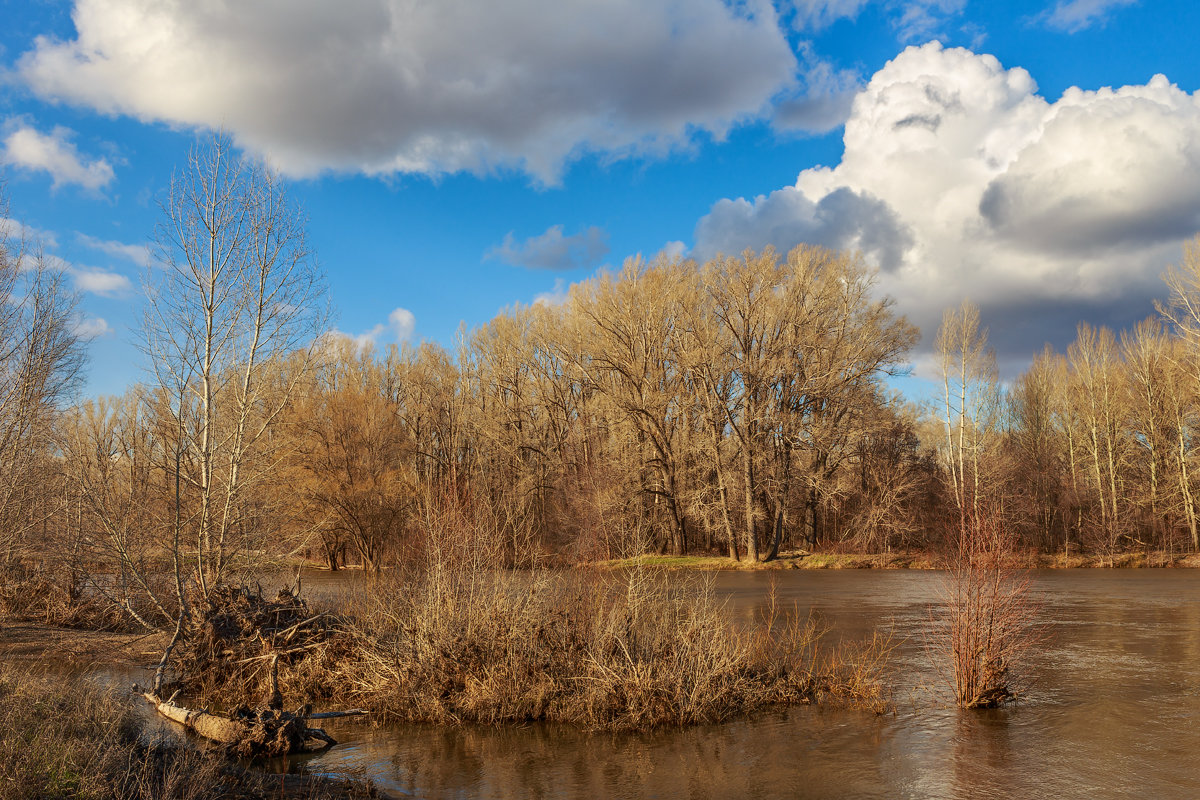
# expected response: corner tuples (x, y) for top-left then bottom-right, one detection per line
(141, 498), (894, 732)
(0, 564), (143, 631)
(330, 562), (891, 730)
(0, 666), (374, 800)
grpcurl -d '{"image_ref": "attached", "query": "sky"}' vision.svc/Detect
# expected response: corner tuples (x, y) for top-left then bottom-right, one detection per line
(2, 0), (1199, 397)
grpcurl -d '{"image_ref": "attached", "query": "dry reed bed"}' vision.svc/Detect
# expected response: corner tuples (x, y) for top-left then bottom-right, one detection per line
(318, 567), (892, 730)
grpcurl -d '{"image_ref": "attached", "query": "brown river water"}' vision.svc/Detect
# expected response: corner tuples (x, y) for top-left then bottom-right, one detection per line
(252, 568), (1200, 800)
(59, 568), (1200, 799)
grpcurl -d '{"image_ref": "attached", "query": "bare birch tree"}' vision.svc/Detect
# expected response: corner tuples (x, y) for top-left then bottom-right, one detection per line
(143, 135), (326, 600)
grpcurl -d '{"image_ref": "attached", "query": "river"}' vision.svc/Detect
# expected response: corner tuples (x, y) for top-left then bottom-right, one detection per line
(271, 568), (1200, 799)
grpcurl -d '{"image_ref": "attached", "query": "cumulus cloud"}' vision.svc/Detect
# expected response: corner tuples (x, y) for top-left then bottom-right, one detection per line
(1041, 0), (1137, 33)
(335, 306), (417, 351)
(77, 233), (153, 269)
(71, 267), (131, 296)
(19, 0), (797, 183)
(488, 225), (610, 271)
(386, 307), (416, 341)
(695, 42), (1200, 365)
(1, 124), (114, 190)
(72, 315), (111, 338)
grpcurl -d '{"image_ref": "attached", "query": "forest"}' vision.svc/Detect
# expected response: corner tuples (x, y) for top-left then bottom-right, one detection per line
(3, 140), (1200, 630)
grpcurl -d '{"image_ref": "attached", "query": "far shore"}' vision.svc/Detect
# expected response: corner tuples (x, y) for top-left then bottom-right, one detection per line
(592, 549), (1200, 572)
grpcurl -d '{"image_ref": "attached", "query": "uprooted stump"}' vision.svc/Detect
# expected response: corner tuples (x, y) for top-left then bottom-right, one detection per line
(141, 581), (366, 758)
(163, 583), (351, 707)
(134, 686), (357, 758)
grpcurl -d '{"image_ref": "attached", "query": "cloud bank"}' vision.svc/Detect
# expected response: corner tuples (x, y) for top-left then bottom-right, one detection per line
(20, 0), (797, 182)
(696, 42), (1200, 366)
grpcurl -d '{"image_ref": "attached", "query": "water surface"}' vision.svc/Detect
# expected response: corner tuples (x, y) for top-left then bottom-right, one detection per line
(293, 570), (1200, 799)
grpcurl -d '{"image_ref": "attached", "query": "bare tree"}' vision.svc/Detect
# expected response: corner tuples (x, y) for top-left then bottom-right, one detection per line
(0, 185), (86, 568)
(143, 134), (326, 599)
(935, 300), (999, 536)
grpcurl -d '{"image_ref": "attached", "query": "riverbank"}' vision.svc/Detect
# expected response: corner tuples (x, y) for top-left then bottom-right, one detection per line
(594, 549), (1200, 571)
(0, 665), (377, 800)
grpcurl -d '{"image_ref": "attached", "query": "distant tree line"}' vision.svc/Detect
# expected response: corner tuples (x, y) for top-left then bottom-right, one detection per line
(4, 139), (1200, 627)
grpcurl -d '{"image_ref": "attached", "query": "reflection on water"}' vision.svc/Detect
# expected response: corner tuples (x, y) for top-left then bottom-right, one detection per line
(292, 570), (1200, 798)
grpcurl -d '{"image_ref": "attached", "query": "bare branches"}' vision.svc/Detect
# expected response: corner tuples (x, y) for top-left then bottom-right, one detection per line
(142, 133), (327, 598)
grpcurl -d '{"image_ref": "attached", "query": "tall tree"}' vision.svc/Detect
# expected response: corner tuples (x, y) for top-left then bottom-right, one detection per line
(143, 135), (326, 598)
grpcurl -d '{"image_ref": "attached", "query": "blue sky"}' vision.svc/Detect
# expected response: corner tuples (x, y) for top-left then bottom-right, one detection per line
(2, 0), (1199, 397)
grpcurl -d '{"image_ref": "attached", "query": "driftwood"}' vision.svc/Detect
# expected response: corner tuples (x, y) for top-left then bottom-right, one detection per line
(134, 685), (348, 757)
(140, 583), (364, 758)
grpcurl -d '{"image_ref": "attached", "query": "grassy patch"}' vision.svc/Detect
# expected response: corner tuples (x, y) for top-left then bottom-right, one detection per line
(0, 666), (374, 800)
(320, 566), (892, 730)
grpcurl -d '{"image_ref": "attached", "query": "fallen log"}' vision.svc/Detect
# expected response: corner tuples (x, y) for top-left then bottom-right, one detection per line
(133, 684), (345, 757)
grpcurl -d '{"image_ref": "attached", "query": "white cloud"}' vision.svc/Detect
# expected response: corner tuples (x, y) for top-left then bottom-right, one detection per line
(533, 278), (570, 307)
(0, 217), (59, 249)
(788, 0), (966, 41)
(1, 124), (114, 190)
(71, 267), (131, 296)
(17, 252), (73, 273)
(19, 0), (797, 183)
(787, 0), (870, 30)
(488, 225), (610, 271)
(695, 42), (1200, 363)
(1041, 0), (1137, 32)
(77, 233), (153, 269)
(387, 307), (415, 341)
(891, 0), (966, 42)
(335, 306), (417, 351)
(661, 241), (689, 259)
(72, 315), (111, 338)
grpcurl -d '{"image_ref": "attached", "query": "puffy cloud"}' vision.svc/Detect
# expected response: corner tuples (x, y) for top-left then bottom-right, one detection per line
(697, 185), (912, 271)
(661, 241), (689, 259)
(695, 42), (1200, 364)
(1, 124), (114, 190)
(335, 306), (417, 351)
(71, 267), (131, 296)
(387, 307), (416, 341)
(533, 278), (570, 307)
(19, 0), (797, 182)
(0, 217), (59, 249)
(72, 315), (111, 338)
(488, 225), (610, 271)
(1041, 0), (1137, 33)
(77, 233), (153, 269)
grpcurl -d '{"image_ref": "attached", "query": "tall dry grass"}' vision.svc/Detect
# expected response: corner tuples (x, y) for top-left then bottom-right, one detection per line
(326, 498), (892, 730)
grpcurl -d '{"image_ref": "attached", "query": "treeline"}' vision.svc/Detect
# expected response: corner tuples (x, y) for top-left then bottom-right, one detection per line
(5, 141), (1200, 627)
(950, 242), (1200, 558)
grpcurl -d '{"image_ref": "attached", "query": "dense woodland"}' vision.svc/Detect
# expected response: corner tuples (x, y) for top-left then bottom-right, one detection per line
(4, 142), (1200, 625)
